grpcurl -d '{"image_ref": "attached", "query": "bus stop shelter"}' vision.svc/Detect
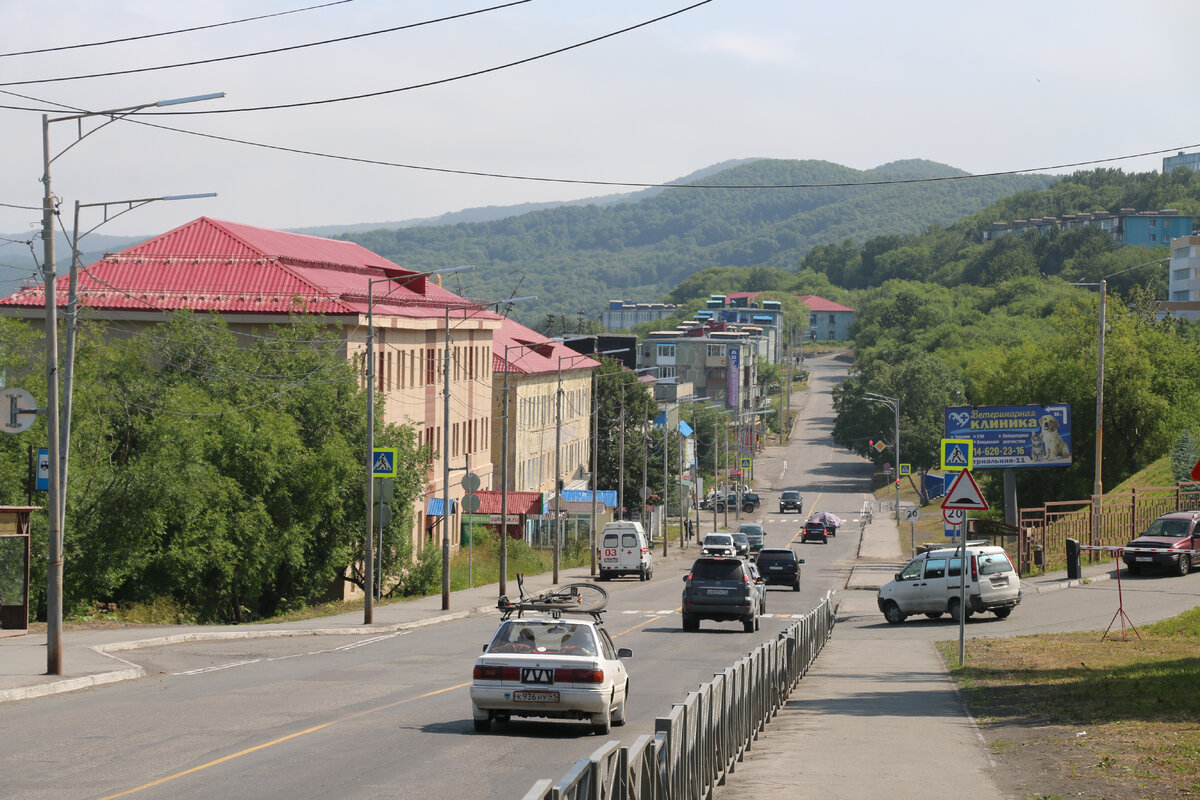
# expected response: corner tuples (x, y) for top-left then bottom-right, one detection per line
(0, 506), (35, 636)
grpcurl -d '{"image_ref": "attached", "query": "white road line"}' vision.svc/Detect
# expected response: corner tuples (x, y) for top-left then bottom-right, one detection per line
(172, 631), (410, 676)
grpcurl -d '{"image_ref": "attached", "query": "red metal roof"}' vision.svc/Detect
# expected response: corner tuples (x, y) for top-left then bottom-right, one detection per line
(0, 217), (495, 320)
(470, 490), (543, 515)
(491, 317), (599, 375)
(797, 295), (856, 313)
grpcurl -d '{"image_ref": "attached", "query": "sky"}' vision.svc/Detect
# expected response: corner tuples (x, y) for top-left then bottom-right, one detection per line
(2, 0), (1199, 255)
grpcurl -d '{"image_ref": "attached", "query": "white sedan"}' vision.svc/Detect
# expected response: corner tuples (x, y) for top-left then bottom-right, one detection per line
(470, 615), (631, 734)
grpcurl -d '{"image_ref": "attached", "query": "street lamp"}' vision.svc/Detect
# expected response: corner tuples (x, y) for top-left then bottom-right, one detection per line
(865, 392), (901, 527)
(39, 90), (223, 675)
(1088, 258), (1169, 497)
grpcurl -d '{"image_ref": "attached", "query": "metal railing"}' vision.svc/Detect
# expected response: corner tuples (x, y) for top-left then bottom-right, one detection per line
(520, 593), (836, 800)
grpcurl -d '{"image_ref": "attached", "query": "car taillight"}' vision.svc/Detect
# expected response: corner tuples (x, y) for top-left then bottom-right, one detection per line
(473, 665), (520, 680)
(554, 668), (604, 684)
(970, 555), (978, 582)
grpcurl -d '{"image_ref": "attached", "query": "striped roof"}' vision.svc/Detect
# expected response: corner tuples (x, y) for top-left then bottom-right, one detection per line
(491, 317), (599, 375)
(0, 217), (492, 320)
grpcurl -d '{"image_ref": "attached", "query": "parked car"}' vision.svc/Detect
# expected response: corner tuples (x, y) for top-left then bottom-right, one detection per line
(1122, 511), (1200, 576)
(596, 521), (654, 581)
(756, 547), (803, 591)
(471, 613), (631, 734)
(778, 490), (804, 514)
(681, 556), (760, 632)
(738, 523), (766, 553)
(876, 542), (1021, 624)
(730, 532), (750, 558)
(801, 520), (829, 544)
(744, 561), (767, 613)
(701, 533), (737, 558)
(741, 493), (761, 513)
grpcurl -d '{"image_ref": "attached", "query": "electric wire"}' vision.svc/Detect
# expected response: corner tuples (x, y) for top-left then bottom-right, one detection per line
(0, 0), (360, 58)
(0, 1), (533, 87)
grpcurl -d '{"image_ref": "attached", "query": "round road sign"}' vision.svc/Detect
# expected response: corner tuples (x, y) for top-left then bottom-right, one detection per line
(943, 508), (966, 526)
(1, 387), (38, 434)
(461, 492), (481, 513)
(903, 506), (921, 523)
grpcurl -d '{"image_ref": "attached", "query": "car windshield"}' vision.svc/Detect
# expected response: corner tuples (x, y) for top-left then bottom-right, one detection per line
(781, 491), (799, 499)
(757, 550), (795, 565)
(488, 621), (598, 655)
(1143, 518), (1192, 537)
(691, 560), (744, 580)
(704, 535), (733, 547)
(738, 524), (764, 535)
(732, 533), (748, 545)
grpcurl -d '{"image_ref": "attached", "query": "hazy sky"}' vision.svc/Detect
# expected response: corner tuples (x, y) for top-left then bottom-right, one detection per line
(2, 0), (1198, 247)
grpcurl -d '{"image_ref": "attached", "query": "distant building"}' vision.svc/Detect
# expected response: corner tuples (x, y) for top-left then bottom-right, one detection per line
(636, 324), (758, 410)
(1161, 236), (1200, 321)
(798, 295), (855, 341)
(601, 300), (680, 331)
(982, 209), (1194, 248)
(1164, 151), (1200, 174)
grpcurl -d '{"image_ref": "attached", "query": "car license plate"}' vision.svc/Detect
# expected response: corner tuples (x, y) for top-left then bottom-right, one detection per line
(768, 565), (783, 570)
(706, 588), (729, 595)
(1136, 556), (1152, 562)
(513, 691), (559, 703)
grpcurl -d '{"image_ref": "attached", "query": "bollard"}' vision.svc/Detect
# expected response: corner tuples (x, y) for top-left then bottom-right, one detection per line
(1065, 538), (1081, 580)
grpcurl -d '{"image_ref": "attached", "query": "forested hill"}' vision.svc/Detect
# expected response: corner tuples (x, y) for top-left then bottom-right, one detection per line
(340, 158), (1052, 328)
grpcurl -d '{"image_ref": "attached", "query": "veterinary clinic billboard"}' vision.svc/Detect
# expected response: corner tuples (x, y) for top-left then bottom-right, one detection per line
(944, 405), (1072, 469)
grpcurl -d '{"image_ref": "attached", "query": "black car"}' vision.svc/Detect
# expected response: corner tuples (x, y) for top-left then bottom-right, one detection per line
(681, 557), (760, 632)
(756, 547), (803, 591)
(779, 490), (804, 514)
(730, 532), (750, 558)
(801, 521), (828, 544)
(741, 493), (761, 513)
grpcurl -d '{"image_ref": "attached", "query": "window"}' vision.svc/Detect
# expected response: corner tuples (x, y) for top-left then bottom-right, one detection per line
(707, 344), (724, 357)
(659, 366), (677, 380)
(923, 559), (946, 579)
(1150, 233), (1158, 242)
(657, 344), (676, 358)
(621, 533), (638, 547)
(900, 561), (924, 580)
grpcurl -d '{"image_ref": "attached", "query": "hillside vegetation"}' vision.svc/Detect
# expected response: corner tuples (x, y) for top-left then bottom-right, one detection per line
(342, 158), (1051, 329)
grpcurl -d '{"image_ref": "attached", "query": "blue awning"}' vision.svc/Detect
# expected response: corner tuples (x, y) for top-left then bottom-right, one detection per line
(427, 498), (456, 516)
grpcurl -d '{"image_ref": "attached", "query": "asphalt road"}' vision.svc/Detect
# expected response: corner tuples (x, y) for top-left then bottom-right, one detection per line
(6, 353), (1193, 800)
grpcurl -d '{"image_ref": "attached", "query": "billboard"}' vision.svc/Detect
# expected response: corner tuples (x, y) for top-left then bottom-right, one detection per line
(944, 404), (1072, 469)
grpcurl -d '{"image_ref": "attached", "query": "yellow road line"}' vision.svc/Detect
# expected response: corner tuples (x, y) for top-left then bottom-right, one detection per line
(787, 491), (822, 544)
(96, 682), (470, 800)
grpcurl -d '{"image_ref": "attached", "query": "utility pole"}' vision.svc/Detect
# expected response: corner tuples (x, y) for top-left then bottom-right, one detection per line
(40, 114), (63, 675)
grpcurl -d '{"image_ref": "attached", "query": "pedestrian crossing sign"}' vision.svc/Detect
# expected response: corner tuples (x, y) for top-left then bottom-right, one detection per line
(939, 438), (973, 472)
(372, 447), (397, 477)
(740, 457), (752, 470)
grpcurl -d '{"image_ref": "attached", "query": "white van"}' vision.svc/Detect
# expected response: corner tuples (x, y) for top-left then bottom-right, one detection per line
(877, 542), (1020, 624)
(597, 521), (654, 581)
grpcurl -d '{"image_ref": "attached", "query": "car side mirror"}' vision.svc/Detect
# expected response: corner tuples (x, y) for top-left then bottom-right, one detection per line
(797, 559), (805, 564)
(617, 647), (633, 658)
(682, 575), (689, 582)
(482, 643), (488, 652)
(895, 573), (903, 581)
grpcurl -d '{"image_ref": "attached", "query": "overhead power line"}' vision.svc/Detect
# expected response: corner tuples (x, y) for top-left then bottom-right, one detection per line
(139, 0), (715, 115)
(0, 0), (360, 58)
(0, 1), (533, 87)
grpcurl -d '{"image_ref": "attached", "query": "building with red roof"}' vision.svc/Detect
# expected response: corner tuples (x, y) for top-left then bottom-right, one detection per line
(491, 317), (599, 499)
(0, 217), (504, 575)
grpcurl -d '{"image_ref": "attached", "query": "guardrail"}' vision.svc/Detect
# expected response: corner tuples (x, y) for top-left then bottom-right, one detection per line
(520, 592), (837, 800)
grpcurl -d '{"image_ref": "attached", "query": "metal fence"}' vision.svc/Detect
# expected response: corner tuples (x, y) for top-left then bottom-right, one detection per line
(520, 592), (836, 800)
(1018, 483), (1200, 569)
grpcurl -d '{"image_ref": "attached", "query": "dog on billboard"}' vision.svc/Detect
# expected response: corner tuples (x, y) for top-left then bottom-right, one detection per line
(1039, 415), (1070, 460)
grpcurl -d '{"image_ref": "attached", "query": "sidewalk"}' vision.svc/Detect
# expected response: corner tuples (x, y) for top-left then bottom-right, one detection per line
(713, 509), (1116, 800)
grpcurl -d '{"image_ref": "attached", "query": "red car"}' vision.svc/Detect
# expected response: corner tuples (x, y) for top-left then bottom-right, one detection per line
(1122, 511), (1200, 576)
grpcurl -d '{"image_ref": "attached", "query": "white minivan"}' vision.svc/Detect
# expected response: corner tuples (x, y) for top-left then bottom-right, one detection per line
(877, 542), (1020, 624)
(597, 521), (654, 581)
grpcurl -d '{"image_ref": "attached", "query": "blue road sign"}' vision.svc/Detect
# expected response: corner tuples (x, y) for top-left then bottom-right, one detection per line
(372, 448), (397, 478)
(36, 448), (49, 491)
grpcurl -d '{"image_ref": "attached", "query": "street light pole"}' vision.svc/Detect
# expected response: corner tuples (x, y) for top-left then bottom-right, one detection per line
(865, 392), (901, 527)
(38, 91), (222, 675)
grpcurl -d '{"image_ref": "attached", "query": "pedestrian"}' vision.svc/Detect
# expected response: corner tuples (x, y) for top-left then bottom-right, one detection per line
(684, 516), (692, 540)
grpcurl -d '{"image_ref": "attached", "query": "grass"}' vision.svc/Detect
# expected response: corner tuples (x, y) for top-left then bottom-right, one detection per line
(936, 606), (1200, 799)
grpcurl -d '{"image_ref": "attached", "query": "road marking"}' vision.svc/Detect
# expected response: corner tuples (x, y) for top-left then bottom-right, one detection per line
(170, 632), (410, 676)
(611, 613), (668, 637)
(96, 680), (468, 800)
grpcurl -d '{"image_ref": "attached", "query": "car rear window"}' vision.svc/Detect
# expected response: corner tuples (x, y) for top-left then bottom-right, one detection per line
(757, 550), (795, 565)
(602, 533), (619, 547)
(691, 560), (744, 580)
(977, 553), (1013, 575)
(621, 533), (639, 547)
(488, 621), (599, 655)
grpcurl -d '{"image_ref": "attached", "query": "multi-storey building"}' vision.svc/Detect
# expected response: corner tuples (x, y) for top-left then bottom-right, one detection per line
(1164, 151), (1200, 174)
(0, 217), (501, 586)
(1160, 235), (1200, 320)
(982, 209), (1194, 248)
(601, 300), (681, 331)
(637, 324), (758, 410)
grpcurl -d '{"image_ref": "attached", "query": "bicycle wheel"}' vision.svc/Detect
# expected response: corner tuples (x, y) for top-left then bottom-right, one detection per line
(545, 582), (609, 613)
